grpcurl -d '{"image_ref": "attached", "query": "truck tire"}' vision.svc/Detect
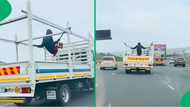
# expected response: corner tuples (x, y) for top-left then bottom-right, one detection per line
(100, 67), (104, 70)
(146, 70), (151, 74)
(57, 84), (71, 105)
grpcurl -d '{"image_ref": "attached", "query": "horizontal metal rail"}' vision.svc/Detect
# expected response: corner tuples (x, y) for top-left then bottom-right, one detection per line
(21, 10), (88, 41)
(0, 15), (27, 26)
(17, 32), (64, 43)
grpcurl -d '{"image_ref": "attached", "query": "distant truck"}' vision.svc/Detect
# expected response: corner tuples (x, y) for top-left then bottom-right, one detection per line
(123, 43), (154, 74)
(153, 44), (166, 65)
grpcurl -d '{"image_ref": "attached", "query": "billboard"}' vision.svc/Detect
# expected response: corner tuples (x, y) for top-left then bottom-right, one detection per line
(154, 44), (166, 58)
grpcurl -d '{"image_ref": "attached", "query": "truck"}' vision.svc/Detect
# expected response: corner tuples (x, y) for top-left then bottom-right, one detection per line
(123, 43), (153, 74)
(153, 44), (166, 65)
(0, 1), (94, 105)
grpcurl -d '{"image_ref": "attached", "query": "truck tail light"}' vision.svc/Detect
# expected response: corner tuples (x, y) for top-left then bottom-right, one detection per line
(21, 87), (31, 93)
(15, 87), (20, 93)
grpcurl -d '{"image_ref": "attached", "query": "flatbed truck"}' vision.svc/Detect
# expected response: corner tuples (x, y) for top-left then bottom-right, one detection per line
(123, 43), (153, 74)
(0, 1), (94, 105)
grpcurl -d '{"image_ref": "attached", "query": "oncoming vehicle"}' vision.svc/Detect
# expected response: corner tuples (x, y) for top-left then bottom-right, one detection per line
(174, 57), (186, 67)
(100, 56), (117, 70)
(123, 43), (153, 74)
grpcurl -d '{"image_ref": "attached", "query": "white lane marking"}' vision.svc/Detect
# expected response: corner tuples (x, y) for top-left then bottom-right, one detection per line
(0, 103), (15, 107)
(111, 73), (115, 75)
(96, 83), (98, 87)
(108, 103), (111, 107)
(168, 84), (175, 90)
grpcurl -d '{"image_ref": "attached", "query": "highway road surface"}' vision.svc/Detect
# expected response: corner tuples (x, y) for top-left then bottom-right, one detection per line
(0, 91), (93, 106)
(96, 64), (190, 106)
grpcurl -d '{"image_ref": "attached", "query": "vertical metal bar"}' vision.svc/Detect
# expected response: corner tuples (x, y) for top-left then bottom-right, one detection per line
(151, 42), (154, 65)
(27, 0), (35, 96)
(44, 48), (46, 61)
(15, 34), (19, 62)
(67, 22), (73, 77)
(88, 32), (93, 77)
(57, 48), (60, 62)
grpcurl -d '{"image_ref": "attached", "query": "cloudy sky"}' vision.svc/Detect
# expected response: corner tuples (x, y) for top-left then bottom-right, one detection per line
(97, 0), (190, 53)
(0, 0), (92, 62)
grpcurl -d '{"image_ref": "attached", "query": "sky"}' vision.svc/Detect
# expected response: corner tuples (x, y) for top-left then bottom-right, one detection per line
(97, 0), (190, 53)
(0, 0), (92, 62)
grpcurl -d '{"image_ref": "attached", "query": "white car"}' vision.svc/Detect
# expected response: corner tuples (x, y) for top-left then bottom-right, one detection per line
(100, 56), (118, 70)
(168, 59), (175, 64)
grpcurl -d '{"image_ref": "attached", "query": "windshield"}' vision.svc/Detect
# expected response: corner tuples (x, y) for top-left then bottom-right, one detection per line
(103, 57), (114, 61)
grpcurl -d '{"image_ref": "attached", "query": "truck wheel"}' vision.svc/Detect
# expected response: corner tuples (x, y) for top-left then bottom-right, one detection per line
(114, 67), (117, 70)
(100, 67), (104, 70)
(146, 70), (151, 74)
(57, 84), (71, 105)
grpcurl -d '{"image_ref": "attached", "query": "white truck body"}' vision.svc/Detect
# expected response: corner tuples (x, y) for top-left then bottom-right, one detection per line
(123, 43), (154, 73)
(0, 40), (94, 103)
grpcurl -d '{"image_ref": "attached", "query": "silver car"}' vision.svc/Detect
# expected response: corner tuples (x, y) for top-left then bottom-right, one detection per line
(100, 56), (118, 70)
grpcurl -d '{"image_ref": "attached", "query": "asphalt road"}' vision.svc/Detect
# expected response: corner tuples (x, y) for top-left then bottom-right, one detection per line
(96, 64), (190, 106)
(1, 91), (93, 107)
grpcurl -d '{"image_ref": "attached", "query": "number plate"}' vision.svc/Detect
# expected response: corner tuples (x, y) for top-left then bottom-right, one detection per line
(46, 90), (56, 100)
(136, 63), (143, 66)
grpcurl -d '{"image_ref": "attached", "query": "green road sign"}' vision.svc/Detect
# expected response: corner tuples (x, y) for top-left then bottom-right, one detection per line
(0, 0), (12, 22)
(181, 91), (190, 107)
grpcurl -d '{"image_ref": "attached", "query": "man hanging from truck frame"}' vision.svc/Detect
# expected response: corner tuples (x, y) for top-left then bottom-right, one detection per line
(33, 29), (65, 56)
(131, 42), (146, 56)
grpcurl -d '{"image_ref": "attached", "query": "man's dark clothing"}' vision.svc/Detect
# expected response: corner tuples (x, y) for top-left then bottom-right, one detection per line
(131, 44), (146, 56)
(34, 29), (61, 56)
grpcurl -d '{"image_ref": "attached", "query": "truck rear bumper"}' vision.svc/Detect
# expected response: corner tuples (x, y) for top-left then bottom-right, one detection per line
(126, 66), (151, 71)
(0, 98), (25, 103)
